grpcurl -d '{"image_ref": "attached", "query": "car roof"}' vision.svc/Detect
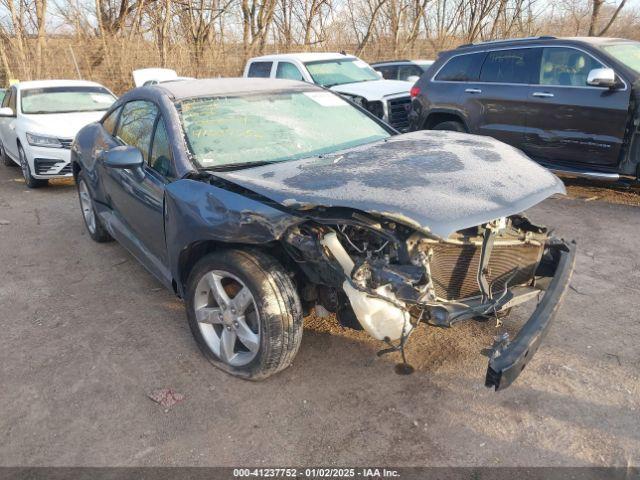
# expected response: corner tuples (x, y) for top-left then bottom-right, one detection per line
(371, 59), (433, 67)
(15, 79), (108, 90)
(154, 77), (320, 100)
(248, 52), (357, 63)
(449, 36), (636, 55)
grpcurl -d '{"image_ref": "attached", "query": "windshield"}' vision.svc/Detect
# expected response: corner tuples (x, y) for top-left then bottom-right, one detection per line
(305, 59), (380, 87)
(177, 90), (390, 169)
(602, 43), (640, 74)
(21, 86), (116, 114)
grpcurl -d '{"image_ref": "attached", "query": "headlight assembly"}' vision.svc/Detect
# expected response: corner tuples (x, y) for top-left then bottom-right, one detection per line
(26, 132), (62, 148)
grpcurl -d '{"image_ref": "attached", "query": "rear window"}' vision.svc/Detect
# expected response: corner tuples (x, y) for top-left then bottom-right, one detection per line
(480, 48), (539, 84)
(247, 62), (273, 78)
(435, 53), (484, 81)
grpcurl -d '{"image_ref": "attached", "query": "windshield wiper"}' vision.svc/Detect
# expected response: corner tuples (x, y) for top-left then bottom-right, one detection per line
(204, 160), (280, 172)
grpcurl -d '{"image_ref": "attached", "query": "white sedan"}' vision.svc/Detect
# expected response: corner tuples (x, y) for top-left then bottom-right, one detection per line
(0, 80), (116, 188)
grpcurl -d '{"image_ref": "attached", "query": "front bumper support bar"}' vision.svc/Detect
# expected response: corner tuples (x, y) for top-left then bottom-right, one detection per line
(485, 239), (576, 390)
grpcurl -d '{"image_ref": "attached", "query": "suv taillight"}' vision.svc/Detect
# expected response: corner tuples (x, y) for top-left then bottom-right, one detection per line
(410, 86), (421, 98)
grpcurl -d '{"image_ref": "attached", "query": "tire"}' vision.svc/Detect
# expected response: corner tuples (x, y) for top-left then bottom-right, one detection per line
(186, 249), (303, 380)
(432, 120), (466, 132)
(76, 171), (113, 243)
(1, 143), (15, 167)
(18, 144), (47, 188)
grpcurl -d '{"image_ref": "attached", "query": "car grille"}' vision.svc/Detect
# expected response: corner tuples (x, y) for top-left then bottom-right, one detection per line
(58, 138), (73, 149)
(428, 241), (544, 301)
(34, 159), (72, 175)
(387, 96), (411, 131)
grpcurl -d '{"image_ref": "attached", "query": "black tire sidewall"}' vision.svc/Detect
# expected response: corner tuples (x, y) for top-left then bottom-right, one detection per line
(185, 249), (302, 380)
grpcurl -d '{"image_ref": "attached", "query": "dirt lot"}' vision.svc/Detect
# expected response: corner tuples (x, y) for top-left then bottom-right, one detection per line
(0, 165), (639, 468)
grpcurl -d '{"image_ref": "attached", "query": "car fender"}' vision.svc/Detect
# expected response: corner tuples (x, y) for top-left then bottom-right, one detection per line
(164, 178), (303, 296)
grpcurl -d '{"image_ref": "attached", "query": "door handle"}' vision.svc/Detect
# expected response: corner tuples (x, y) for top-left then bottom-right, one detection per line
(465, 88), (482, 94)
(532, 92), (554, 98)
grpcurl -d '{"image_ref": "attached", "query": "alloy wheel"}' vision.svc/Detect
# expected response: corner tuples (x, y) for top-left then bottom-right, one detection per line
(193, 270), (261, 367)
(78, 179), (96, 234)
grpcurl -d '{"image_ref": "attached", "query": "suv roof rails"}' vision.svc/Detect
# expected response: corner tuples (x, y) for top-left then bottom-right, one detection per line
(457, 36), (556, 48)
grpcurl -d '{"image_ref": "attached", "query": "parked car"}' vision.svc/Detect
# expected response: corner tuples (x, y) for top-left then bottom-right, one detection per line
(133, 68), (194, 87)
(371, 59), (435, 82)
(72, 78), (575, 389)
(0, 80), (116, 187)
(409, 36), (640, 181)
(243, 53), (414, 131)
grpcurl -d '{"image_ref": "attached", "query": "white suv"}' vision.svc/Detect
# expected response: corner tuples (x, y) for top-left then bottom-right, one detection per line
(0, 80), (116, 188)
(243, 53), (413, 131)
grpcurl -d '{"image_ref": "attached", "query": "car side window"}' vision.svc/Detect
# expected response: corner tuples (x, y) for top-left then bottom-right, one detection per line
(247, 62), (273, 78)
(435, 53), (485, 81)
(102, 106), (122, 136)
(480, 48), (539, 84)
(116, 100), (158, 161)
(398, 65), (424, 81)
(7, 88), (17, 112)
(276, 62), (304, 81)
(376, 66), (398, 80)
(1, 88), (11, 108)
(149, 117), (173, 179)
(539, 47), (604, 87)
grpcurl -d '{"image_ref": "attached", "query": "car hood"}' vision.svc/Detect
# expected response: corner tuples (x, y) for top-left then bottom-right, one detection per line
(215, 131), (565, 239)
(330, 79), (412, 101)
(22, 111), (107, 139)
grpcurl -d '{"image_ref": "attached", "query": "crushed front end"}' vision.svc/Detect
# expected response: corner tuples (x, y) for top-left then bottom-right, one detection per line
(283, 211), (576, 390)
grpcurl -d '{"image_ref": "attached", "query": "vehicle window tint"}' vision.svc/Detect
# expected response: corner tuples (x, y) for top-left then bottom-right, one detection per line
(435, 53), (484, 81)
(247, 62), (273, 78)
(149, 117), (173, 178)
(276, 62), (304, 81)
(2, 90), (10, 109)
(8, 88), (17, 111)
(398, 65), (424, 81)
(539, 47), (604, 86)
(116, 100), (158, 161)
(1, 89), (10, 108)
(102, 106), (122, 136)
(376, 66), (398, 80)
(480, 49), (538, 84)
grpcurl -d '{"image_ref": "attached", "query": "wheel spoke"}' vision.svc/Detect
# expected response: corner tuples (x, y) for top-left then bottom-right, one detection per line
(219, 328), (236, 363)
(195, 307), (223, 325)
(206, 273), (230, 308)
(235, 316), (259, 353)
(231, 286), (253, 315)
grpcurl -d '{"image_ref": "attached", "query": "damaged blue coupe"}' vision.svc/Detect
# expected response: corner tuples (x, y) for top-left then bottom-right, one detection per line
(72, 78), (575, 389)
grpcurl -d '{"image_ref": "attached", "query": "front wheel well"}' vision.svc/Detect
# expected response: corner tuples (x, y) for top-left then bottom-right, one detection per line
(176, 239), (299, 298)
(423, 112), (467, 131)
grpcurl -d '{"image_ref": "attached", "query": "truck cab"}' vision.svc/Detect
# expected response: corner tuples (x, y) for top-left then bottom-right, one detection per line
(243, 53), (414, 131)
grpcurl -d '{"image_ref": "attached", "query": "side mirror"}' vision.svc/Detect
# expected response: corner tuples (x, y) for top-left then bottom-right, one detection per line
(375, 71), (383, 79)
(103, 145), (144, 170)
(0, 107), (15, 117)
(406, 75), (420, 83)
(587, 68), (617, 88)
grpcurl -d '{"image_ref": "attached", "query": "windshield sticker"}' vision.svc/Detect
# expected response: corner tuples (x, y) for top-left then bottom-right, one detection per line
(303, 91), (346, 107)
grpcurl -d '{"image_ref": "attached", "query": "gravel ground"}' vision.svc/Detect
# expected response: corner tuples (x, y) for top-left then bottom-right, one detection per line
(0, 166), (638, 467)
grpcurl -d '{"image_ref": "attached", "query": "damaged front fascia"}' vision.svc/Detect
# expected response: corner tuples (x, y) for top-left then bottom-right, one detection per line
(168, 171), (555, 327)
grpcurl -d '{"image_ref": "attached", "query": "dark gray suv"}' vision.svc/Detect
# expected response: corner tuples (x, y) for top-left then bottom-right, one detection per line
(408, 36), (640, 181)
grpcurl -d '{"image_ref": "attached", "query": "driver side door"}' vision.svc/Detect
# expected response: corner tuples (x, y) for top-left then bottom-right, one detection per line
(522, 47), (630, 167)
(101, 100), (174, 286)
